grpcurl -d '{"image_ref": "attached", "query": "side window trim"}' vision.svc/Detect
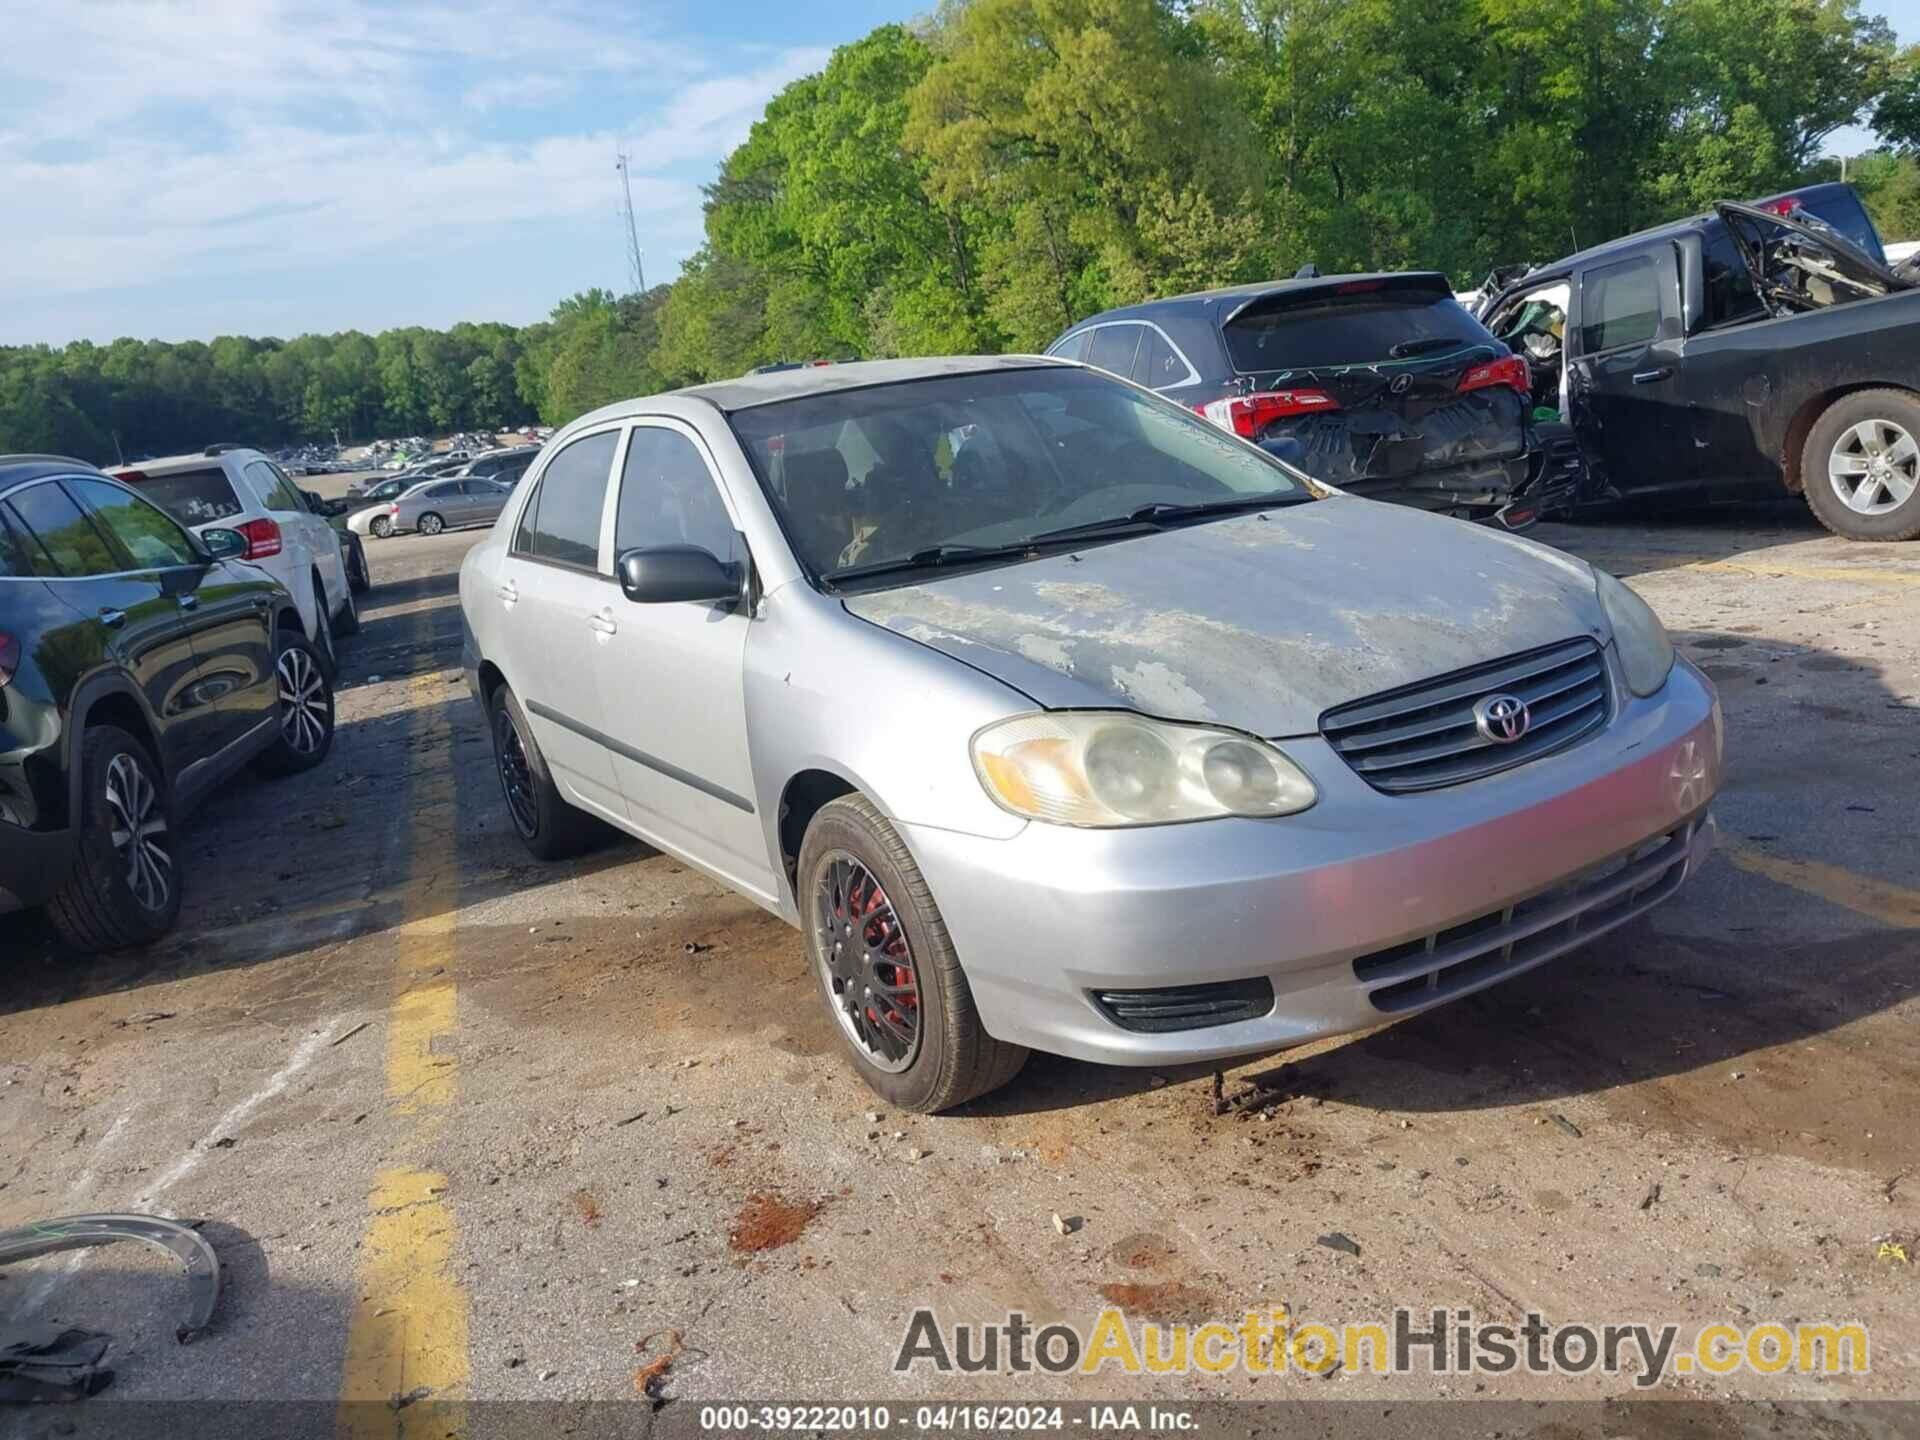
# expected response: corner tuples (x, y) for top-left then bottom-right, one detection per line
(4, 479), (128, 579)
(68, 477), (202, 572)
(509, 422), (624, 577)
(1057, 319), (1202, 389)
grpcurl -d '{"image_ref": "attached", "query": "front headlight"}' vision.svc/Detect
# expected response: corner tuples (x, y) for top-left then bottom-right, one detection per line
(1594, 567), (1674, 697)
(971, 713), (1317, 827)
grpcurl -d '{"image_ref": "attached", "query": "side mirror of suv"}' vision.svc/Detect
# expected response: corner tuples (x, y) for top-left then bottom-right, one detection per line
(616, 546), (739, 606)
(201, 527), (248, 561)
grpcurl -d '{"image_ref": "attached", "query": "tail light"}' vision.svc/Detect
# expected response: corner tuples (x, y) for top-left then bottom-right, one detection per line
(1760, 198), (1801, 218)
(0, 631), (18, 688)
(111, 469), (150, 485)
(1198, 389), (1340, 439)
(1457, 354), (1531, 397)
(236, 517), (282, 559)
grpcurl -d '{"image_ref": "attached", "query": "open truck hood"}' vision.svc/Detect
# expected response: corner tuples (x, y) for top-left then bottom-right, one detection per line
(841, 497), (1607, 737)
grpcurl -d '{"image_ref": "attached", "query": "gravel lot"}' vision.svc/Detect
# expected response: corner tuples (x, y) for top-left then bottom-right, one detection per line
(2, 492), (1917, 1431)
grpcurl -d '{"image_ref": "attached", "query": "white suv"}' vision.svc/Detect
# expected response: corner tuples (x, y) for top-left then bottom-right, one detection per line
(110, 446), (358, 669)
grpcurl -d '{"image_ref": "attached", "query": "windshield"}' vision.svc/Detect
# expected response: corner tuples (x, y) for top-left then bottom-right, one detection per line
(727, 367), (1312, 585)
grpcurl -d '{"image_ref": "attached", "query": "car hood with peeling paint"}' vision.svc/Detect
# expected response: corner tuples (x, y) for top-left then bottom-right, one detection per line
(838, 497), (1608, 737)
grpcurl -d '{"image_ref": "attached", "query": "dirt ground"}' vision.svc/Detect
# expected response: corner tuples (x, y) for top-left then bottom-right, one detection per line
(2, 489), (1917, 1434)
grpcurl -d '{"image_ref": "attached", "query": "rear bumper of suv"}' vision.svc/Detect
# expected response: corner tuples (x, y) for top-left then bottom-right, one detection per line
(0, 821), (76, 913)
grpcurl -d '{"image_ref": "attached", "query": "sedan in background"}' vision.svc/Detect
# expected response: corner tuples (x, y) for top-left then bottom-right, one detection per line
(350, 477), (512, 538)
(459, 356), (1721, 1113)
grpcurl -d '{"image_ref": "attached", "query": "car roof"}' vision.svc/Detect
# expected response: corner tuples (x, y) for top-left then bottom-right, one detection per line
(123, 448), (264, 474)
(670, 354), (1066, 413)
(1066, 272), (1452, 328)
(0, 454), (103, 493)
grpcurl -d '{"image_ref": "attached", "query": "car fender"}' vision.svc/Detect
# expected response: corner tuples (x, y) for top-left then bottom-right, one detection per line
(64, 669), (170, 823)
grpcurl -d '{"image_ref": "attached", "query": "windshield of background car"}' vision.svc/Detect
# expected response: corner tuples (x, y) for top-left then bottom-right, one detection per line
(728, 366), (1311, 585)
(122, 466), (244, 525)
(1223, 291), (1495, 372)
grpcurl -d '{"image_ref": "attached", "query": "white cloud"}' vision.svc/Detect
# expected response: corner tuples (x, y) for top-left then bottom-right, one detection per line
(0, 2), (830, 336)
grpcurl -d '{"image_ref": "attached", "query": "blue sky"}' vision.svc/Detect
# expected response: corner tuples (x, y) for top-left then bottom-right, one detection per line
(1, 0), (1914, 347)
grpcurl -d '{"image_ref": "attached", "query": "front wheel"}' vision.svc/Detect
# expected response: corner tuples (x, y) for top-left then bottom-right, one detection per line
(418, 512), (445, 536)
(1802, 389), (1920, 541)
(799, 795), (1026, 1113)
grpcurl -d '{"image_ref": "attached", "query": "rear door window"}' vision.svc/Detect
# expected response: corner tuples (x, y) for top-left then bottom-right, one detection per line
(1048, 330), (1092, 363)
(1223, 292), (1492, 372)
(515, 429), (618, 569)
(1579, 255), (1663, 353)
(7, 482), (122, 576)
(124, 466), (245, 526)
(1132, 328), (1190, 389)
(1084, 325), (1145, 378)
(242, 460), (305, 513)
(0, 506), (49, 577)
(69, 479), (200, 568)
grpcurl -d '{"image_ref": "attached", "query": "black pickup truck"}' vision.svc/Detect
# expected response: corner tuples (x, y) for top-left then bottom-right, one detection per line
(1477, 183), (1920, 541)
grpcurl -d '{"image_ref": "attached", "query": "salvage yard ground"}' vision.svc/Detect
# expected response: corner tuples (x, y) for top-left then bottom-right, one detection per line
(2, 490), (1918, 1427)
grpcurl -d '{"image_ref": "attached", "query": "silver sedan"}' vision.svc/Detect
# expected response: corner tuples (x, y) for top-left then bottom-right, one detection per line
(459, 356), (1721, 1112)
(350, 477), (512, 538)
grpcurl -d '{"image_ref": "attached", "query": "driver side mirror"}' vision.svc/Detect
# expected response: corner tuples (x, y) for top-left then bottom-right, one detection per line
(616, 546), (740, 606)
(200, 527), (247, 561)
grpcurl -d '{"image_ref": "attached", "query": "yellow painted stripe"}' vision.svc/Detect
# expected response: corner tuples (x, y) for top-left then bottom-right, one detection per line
(338, 657), (471, 1432)
(1596, 553), (1920, 588)
(1725, 845), (1920, 928)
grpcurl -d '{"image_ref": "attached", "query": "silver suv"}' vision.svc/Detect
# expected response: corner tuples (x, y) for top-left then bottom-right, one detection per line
(460, 357), (1719, 1112)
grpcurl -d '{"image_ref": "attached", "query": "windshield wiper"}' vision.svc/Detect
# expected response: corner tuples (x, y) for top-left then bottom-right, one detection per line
(1388, 336), (1478, 358)
(822, 542), (1041, 587)
(1027, 492), (1308, 543)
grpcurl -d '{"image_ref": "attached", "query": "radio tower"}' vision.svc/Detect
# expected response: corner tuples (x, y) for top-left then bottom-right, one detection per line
(615, 151), (646, 294)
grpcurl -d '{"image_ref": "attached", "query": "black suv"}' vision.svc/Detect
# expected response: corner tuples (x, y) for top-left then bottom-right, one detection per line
(1049, 272), (1578, 525)
(0, 456), (336, 951)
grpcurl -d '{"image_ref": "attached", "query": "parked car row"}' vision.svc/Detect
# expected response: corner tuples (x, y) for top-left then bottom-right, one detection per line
(1, 456), (338, 951)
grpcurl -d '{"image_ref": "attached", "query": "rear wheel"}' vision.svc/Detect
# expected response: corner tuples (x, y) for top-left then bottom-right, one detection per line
(488, 682), (598, 860)
(46, 727), (180, 952)
(418, 512), (445, 536)
(1802, 389), (1920, 541)
(330, 571), (360, 636)
(310, 579), (338, 676)
(370, 515), (394, 539)
(799, 795), (1026, 1113)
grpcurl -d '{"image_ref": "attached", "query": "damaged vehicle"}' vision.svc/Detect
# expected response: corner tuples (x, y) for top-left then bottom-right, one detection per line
(1479, 183), (1920, 540)
(462, 357), (1721, 1113)
(1047, 272), (1577, 527)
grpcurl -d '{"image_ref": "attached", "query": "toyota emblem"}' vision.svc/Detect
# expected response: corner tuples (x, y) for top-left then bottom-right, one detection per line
(1472, 693), (1530, 744)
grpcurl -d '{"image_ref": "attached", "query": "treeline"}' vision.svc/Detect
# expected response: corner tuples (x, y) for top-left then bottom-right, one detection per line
(7, 0), (1920, 465)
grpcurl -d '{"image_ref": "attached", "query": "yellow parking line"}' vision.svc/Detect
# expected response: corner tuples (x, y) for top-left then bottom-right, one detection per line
(1597, 553), (1920, 588)
(1725, 845), (1920, 928)
(337, 661), (471, 1433)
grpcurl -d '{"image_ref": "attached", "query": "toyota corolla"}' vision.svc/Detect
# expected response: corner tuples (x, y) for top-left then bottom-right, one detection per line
(459, 356), (1721, 1112)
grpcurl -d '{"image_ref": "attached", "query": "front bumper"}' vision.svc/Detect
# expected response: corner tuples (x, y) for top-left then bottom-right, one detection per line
(901, 656), (1721, 1066)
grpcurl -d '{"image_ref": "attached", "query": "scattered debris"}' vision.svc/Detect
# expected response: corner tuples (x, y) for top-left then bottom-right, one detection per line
(113, 1011), (176, 1029)
(0, 1214), (223, 1344)
(330, 1021), (371, 1048)
(1052, 1213), (1082, 1236)
(1317, 1232), (1362, 1258)
(1640, 1182), (1662, 1211)
(865, 1111), (881, 1123)
(1878, 1240), (1910, 1265)
(389, 1386), (431, 1411)
(906, 1148), (928, 1163)
(1549, 1113), (1583, 1139)
(0, 1326), (113, 1403)
(615, 1111), (648, 1127)
(728, 1192), (821, 1253)
(1730, 1070), (1746, 1081)
(571, 1190), (603, 1228)
(1098, 1280), (1218, 1322)
(212, 1137), (237, 1150)
(1696, 1263), (1722, 1278)
(539, 1369), (557, 1382)
(634, 1328), (685, 1403)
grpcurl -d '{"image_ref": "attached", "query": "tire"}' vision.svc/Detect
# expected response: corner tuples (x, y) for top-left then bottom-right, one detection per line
(308, 579), (339, 680)
(370, 515), (393, 539)
(418, 512), (445, 536)
(45, 726), (181, 952)
(1801, 389), (1920, 542)
(798, 795), (1027, 1113)
(254, 631), (335, 775)
(488, 682), (598, 860)
(346, 536), (371, 594)
(330, 571), (361, 637)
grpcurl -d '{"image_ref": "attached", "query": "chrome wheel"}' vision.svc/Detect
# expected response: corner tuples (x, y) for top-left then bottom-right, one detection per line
(105, 752), (172, 912)
(494, 705), (539, 838)
(419, 513), (444, 536)
(1828, 418), (1919, 516)
(813, 851), (921, 1072)
(277, 645), (329, 754)
(370, 516), (393, 539)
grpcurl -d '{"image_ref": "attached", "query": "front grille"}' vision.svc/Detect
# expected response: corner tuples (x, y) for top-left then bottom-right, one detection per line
(1320, 637), (1609, 794)
(1091, 978), (1275, 1033)
(1352, 822), (1696, 1013)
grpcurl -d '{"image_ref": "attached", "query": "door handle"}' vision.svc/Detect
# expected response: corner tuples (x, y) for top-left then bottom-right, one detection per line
(98, 608), (126, 628)
(497, 580), (517, 606)
(1631, 367), (1675, 385)
(589, 608), (618, 636)
(177, 594), (199, 611)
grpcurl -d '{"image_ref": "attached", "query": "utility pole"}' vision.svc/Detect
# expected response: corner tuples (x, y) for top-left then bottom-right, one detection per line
(615, 151), (646, 295)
